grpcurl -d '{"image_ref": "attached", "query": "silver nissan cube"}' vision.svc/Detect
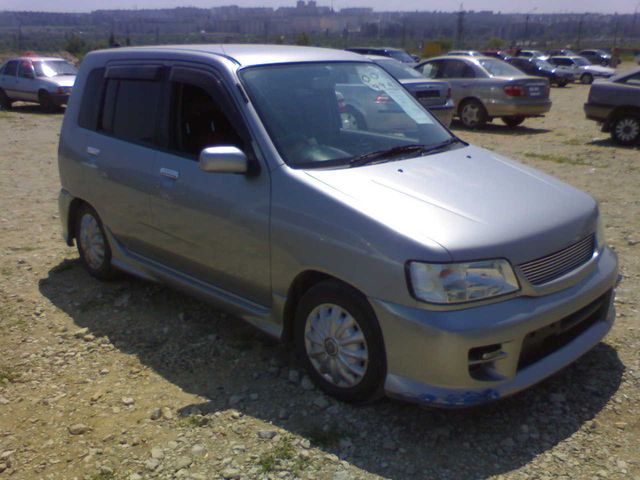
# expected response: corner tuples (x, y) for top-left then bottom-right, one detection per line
(58, 45), (618, 407)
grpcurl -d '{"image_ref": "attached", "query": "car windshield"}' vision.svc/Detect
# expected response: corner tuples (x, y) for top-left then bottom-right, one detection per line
(33, 60), (77, 77)
(574, 57), (591, 66)
(240, 62), (454, 169)
(478, 58), (523, 77)
(376, 58), (424, 80)
(388, 50), (415, 63)
(534, 59), (554, 70)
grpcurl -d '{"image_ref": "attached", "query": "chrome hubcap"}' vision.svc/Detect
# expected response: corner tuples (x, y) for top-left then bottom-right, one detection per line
(615, 118), (639, 142)
(304, 303), (369, 388)
(461, 104), (480, 126)
(79, 213), (105, 270)
(341, 112), (359, 130)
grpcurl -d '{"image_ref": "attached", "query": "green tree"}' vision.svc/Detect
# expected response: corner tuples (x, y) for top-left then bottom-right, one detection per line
(64, 35), (87, 58)
(296, 32), (310, 46)
(486, 36), (505, 49)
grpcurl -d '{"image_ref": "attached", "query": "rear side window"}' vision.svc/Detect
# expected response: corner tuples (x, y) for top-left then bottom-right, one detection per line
(3, 61), (18, 76)
(78, 68), (106, 130)
(99, 78), (162, 145)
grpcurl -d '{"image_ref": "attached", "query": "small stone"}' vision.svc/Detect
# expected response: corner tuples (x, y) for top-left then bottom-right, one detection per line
(382, 439), (397, 451)
(68, 423), (90, 435)
(174, 456), (192, 470)
(83, 334), (96, 342)
(122, 397), (135, 406)
(74, 328), (89, 338)
(167, 441), (179, 449)
(150, 408), (162, 420)
(145, 458), (160, 471)
(313, 396), (330, 409)
(301, 376), (314, 391)
(299, 450), (311, 460)
(100, 466), (114, 475)
(258, 430), (277, 440)
(0, 464), (6, 474)
(614, 422), (627, 430)
(129, 474), (143, 480)
(151, 447), (164, 460)
(90, 392), (103, 403)
(228, 395), (243, 406)
(288, 369), (300, 384)
(191, 444), (206, 457)
(161, 407), (174, 420)
(0, 396), (9, 405)
(300, 439), (311, 449)
(221, 468), (241, 479)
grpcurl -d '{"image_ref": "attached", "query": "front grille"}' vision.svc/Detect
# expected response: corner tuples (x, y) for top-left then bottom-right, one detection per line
(519, 234), (595, 286)
(518, 291), (611, 370)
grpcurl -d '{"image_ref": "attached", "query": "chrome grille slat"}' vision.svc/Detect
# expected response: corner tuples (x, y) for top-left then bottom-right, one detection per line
(518, 235), (595, 286)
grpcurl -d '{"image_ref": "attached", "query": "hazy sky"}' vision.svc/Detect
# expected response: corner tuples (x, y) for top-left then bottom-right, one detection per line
(1, 0), (638, 13)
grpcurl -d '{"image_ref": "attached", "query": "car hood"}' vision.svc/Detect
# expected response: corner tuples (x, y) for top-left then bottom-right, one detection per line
(46, 75), (76, 87)
(304, 145), (597, 265)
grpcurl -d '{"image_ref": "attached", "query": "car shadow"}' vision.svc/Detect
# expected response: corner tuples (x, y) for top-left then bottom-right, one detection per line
(5, 103), (65, 115)
(38, 260), (624, 479)
(587, 138), (640, 150)
(450, 121), (551, 136)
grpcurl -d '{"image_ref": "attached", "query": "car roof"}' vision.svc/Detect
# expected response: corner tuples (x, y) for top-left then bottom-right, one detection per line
(366, 55), (398, 62)
(5, 56), (67, 62)
(422, 55), (493, 63)
(90, 44), (368, 68)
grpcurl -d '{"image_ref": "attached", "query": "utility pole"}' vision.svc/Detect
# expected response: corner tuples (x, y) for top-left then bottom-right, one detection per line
(456, 3), (464, 49)
(612, 13), (619, 47)
(577, 14), (585, 49)
(633, 3), (639, 46)
(524, 14), (530, 45)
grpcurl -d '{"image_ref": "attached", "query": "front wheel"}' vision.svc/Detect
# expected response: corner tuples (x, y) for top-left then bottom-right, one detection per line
(0, 89), (12, 110)
(75, 204), (116, 280)
(294, 281), (386, 403)
(580, 73), (594, 85)
(556, 80), (568, 88)
(611, 115), (640, 146)
(502, 116), (525, 128)
(459, 100), (488, 128)
(38, 90), (57, 112)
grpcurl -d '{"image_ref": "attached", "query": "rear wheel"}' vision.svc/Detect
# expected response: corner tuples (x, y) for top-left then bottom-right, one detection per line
(341, 107), (366, 131)
(611, 115), (640, 146)
(502, 116), (526, 128)
(75, 204), (116, 280)
(556, 80), (568, 88)
(459, 99), (488, 128)
(580, 73), (594, 85)
(294, 280), (386, 403)
(0, 89), (12, 110)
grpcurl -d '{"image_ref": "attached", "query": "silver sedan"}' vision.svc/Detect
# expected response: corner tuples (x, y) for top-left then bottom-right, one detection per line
(416, 56), (551, 128)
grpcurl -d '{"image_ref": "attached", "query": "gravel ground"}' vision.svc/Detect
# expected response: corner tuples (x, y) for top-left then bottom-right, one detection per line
(0, 71), (639, 480)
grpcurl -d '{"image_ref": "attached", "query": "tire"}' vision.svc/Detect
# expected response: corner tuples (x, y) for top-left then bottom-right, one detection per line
(0, 89), (12, 110)
(580, 73), (594, 85)
(502, 116), (526, 128)
(294, 280), (386, 403)
(75, 204), (116, 280)
(611, 115), (640, 146)
(557, 81), (568, 88)
(458, 99), (488, 128)
(38, 90), (57, 112)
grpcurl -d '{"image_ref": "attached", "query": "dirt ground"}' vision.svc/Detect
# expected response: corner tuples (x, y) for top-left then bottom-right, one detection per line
(0, 69), (639, 480)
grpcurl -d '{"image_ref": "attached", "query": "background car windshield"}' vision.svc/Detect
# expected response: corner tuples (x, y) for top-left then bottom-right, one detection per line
(377, 59), (424, 80)
(478, 59), (523, 77)
(388, 50), (414, 63)
(241, 62), (452, 168)
(534, 59), (554, 70)
(574, 57), (591, 66)
(33, 61), (78, 77)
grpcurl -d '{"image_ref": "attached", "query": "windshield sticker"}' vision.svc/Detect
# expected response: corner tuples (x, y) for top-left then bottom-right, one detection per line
(356, 65), (433, 125)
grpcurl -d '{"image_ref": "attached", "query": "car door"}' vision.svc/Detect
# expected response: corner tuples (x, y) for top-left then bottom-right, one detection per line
(16, 60), (38, 102)
(0, 61), (19, 98)
(437, 59), (475, 107)
(76, 65), (164, 258)
(147, 65), (271, 307)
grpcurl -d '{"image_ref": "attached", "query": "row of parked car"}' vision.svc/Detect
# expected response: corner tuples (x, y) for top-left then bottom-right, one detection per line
(0, 46), (638, 145)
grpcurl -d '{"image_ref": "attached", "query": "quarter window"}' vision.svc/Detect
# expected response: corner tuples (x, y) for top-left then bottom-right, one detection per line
(18, 61), (35, 78)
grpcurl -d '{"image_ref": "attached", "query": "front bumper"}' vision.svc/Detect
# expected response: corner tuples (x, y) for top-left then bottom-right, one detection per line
(372, 246), (618, 407)
(484, 98), (552, 118)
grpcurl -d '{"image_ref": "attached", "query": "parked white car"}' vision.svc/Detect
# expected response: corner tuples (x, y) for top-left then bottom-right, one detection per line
(548, 56), (615, 84)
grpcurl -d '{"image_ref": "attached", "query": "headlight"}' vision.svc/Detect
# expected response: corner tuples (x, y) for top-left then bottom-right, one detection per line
(408, 259), (519, 305)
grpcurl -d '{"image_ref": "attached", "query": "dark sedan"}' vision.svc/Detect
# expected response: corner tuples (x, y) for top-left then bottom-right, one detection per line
(508, 57), (575, 87)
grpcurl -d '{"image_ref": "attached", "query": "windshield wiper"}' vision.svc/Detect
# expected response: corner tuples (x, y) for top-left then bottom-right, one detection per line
(348, 138), (463, 167)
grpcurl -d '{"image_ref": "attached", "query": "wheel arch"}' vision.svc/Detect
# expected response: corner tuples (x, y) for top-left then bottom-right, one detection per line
(457, 96), (487, 116)
(281, 269), (368, 343)
(66, 197), (89, 245)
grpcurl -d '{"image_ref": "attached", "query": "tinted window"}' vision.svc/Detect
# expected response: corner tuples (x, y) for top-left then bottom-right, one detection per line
(99, 79), (162, 145)
(170, 82), (244, 158)
(78, 68), (106, 130)
(478, 59), (522, 77)
(440, 60), (475, 79)
(377, 59), (423, 80)
(4, 61), (18, 76)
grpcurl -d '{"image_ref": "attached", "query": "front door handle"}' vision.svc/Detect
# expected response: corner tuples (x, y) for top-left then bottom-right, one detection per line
(160, 167), (180, 180)
(87, 146), (100, 156)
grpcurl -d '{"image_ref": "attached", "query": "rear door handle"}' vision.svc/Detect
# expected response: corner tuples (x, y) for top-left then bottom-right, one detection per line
(87, 146), (100, 156)
(160, 167), (180, 180)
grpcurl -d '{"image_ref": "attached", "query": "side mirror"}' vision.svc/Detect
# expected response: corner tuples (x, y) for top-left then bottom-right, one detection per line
(199, 146), (248, 174)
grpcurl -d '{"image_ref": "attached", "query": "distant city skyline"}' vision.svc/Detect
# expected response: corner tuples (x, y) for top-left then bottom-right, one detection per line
(1, 0), (638, 14)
